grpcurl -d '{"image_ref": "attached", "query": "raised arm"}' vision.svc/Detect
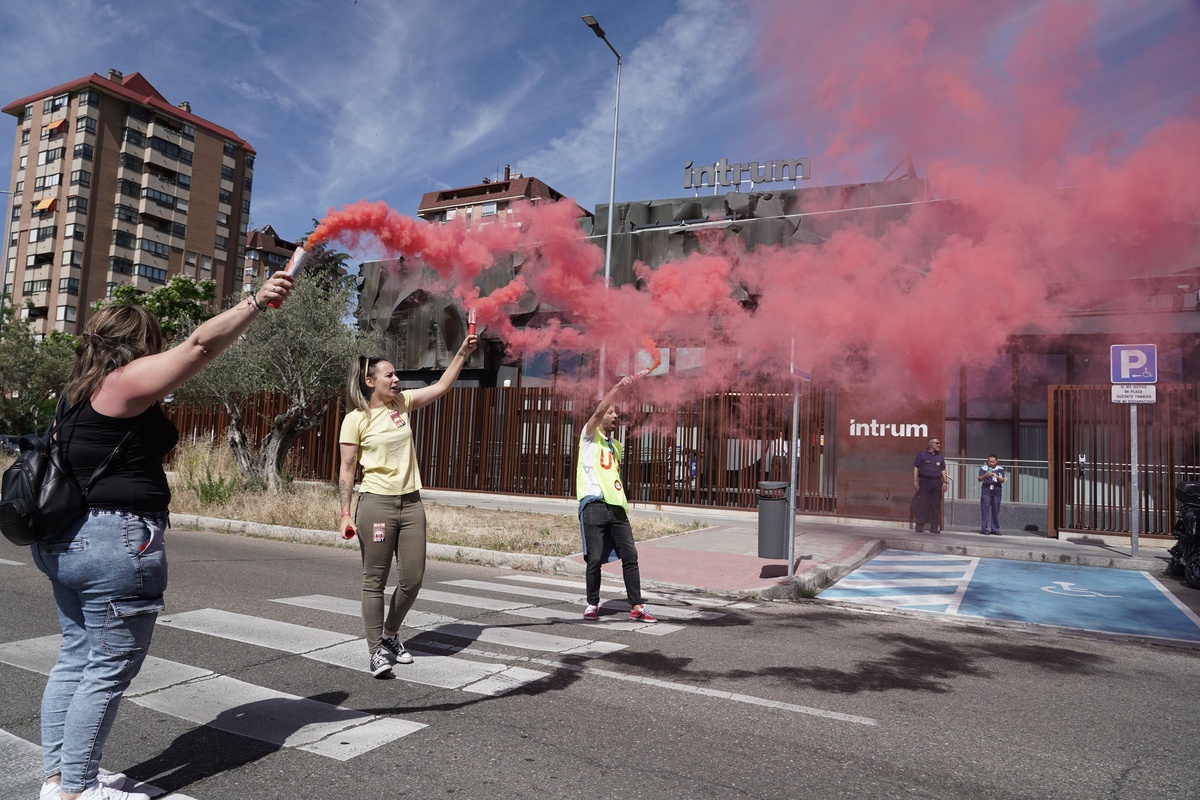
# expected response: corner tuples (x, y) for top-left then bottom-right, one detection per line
(408, 334), (479, 410)
(91, 272), (294, 417)
(584, 375), (635, 439)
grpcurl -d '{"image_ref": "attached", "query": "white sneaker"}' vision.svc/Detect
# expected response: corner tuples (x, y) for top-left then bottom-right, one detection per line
(68, 778), (152, 800)
(41, 771), (129, 800)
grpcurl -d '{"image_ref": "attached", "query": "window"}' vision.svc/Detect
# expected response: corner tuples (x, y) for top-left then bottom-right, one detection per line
(218, 189), (232, 205)
(23, 279), (51, 294)
(243, 176), (252, 192)
(62, 250), (83, 267)
(114, 204), (137, 223)
(149, 136), (184, 160)
(56, 305), (77, 322)
(245, 154), (255, 169)
(37, 147), (65, 166)
(70, 170), (91, 187)
(175, 197), (188, 212)
(33, 174), (62, 190)
(138, 238), (171, 258)
(34, 197), (57, 215)
(216, 211), (229, 226)
(43, 94), (69, 114)
(221, 165), (235, 181)
(58, 278), (80, 295)
(42, 119), (67, 140)
(14, 180), (23, 195)
(120, 153), (143, 171)
(241, 198), (251, 213)
(126, 104), (148, 122)
(66, 196), (88, 214)
(77, 89), (100, 107)
(223, 141), (236, 157)
(182, 123), (195, 141)
(28, 252), (54, 268)
(480, 202), (498, 217)
(123, 128), (145, 147)
(65, 223), (85, 241)
(445, 208), (457, 221)
(184, 251), (197, 268)
(76, 117), (96, 134)
(134, 264), (167, 283)
(113, 230), (135, 249)
(172, 222), (186, 237)
(110, 256), (133, 274)
(118, 179), (140, 198)
(105, 282), (123, 297)
(200, 254), (212, 271)
(28, 225), (56, 242)
(141, 188), (176, 209)
(21, 130), (30, 144)
(74, 142), (94, 161)
(19, 155), (27, 170)
(177, 173), (190, 190)
(214, 234), (228, 250)
(10, 205), (19, 221)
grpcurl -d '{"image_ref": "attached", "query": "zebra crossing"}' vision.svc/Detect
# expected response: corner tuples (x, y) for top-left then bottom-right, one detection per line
(819, 550), (980, 613)
(0, 569), (738, 795)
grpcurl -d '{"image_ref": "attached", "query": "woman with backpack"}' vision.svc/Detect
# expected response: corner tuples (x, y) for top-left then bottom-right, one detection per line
(33, 271), (293, 800)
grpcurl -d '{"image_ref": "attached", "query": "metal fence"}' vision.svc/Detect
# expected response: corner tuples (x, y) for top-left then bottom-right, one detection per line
(1049, 384), (1200, 537)
(164, 385), (838, 512)
(945, 458), (1048, 505)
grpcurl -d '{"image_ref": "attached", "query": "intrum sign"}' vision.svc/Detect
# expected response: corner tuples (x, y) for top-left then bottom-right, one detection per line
(1110, 343), (1157, 384)
(684, 157), (811, 189)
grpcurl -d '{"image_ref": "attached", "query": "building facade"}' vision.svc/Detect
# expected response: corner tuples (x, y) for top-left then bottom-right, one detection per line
(2, 69), (256, 334)
(243, 225), (297, 296)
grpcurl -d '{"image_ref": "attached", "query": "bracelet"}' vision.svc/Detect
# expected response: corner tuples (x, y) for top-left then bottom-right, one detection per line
(247, 295), (266, 312)
(340, 512), (351, 517)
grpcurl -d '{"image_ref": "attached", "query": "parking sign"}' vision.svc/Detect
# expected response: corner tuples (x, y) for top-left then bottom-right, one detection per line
(1110, 344), (1157, 384)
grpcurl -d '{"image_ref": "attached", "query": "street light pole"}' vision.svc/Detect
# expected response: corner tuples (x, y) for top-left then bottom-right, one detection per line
(582, 14), (621, 387)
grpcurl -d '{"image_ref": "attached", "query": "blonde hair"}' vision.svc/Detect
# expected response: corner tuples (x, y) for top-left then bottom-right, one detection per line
(64, 304), (165, 406)
(346, 355), (384, 413)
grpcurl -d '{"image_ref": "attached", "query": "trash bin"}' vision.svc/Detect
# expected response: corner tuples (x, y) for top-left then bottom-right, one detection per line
(757, 481), (790, 559)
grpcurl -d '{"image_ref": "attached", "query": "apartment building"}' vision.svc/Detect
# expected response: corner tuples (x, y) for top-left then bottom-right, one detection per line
(243, 224), (297, 295)
(1, 69), (255, 334)
(416, 165), (584, 224)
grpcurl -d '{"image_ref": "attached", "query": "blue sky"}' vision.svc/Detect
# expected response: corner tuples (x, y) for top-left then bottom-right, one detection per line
(1, 0), (1197, 248)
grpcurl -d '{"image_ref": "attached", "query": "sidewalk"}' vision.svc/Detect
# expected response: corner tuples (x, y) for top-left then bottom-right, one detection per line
(174, 489), (1179, 604)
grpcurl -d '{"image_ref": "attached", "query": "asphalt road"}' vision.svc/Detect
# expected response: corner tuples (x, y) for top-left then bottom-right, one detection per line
(2, 530), (1198, 800)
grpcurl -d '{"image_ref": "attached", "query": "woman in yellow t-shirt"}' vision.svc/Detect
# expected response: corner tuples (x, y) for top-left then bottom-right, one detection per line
(337, 335), (477, 677)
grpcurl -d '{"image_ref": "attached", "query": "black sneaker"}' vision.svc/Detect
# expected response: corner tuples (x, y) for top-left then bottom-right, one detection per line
(380, 634), (414, 664)
(369, 650), (393, 677)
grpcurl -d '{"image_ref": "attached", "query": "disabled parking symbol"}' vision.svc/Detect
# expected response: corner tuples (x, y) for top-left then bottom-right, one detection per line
(1040, 581), (1121, 598)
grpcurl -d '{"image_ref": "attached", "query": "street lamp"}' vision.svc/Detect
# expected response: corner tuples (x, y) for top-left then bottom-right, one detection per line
(582, 14), (621, 385)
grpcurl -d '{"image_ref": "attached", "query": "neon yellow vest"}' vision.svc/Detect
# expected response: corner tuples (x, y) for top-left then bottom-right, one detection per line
(576, 429), (628, 510)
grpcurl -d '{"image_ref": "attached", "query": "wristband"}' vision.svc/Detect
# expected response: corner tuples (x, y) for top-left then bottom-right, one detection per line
(341, 512), (351, 517)
(248, 295), (266, 312)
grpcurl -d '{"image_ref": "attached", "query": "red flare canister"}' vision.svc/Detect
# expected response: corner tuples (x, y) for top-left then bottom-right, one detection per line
(468, 308), (477, 336)
(269, 246), (311, 308)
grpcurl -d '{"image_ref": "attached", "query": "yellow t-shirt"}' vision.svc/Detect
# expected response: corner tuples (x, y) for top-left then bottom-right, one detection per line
(339, 392), (422, 495)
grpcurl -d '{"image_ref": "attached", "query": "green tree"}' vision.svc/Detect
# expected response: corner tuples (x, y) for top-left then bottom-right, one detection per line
(93, 276), (216, 341)
(177, 273), (369, 492)
(0, 304), (76, 434)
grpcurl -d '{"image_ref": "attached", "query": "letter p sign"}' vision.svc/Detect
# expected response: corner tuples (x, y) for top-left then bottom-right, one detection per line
(1111, 344), (1157, 384)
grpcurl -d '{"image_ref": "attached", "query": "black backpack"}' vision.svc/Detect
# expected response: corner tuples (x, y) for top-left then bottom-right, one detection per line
(0, 399), (145, 546)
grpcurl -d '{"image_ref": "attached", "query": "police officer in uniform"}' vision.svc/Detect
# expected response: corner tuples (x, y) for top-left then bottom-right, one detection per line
(912, 438), (948, 533)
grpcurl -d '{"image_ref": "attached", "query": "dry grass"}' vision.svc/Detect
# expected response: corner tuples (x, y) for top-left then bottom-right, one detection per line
(167, 440), (699, 556)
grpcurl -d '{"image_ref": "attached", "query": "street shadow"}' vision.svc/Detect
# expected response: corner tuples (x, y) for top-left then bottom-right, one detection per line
(759, 558), (810, 579)
(125, 691), (349, 793)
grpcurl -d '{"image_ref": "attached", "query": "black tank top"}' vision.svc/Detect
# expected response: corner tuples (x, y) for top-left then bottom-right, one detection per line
(59, 401), (180, 511)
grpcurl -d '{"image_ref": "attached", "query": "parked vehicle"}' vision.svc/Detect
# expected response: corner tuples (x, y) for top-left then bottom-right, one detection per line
(1168, 482), (1200, 589)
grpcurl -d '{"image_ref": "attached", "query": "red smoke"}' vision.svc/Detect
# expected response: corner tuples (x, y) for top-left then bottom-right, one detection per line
(311, 0), (1200, 407)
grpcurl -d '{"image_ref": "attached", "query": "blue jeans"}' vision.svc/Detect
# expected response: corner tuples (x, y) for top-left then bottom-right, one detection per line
(31, 509), (168, 793)
(581, 501), (643, 607)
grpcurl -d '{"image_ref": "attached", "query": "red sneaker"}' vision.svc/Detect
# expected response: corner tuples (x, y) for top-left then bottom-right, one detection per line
(629, 606), (658, 623)
(583, 604), (600, 620)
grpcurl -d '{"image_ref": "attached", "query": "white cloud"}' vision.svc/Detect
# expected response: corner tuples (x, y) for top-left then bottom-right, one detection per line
(523, 0), (755, 204)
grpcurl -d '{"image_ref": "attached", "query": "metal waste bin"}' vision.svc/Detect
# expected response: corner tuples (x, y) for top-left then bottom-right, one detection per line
(756, 481), (790, 559)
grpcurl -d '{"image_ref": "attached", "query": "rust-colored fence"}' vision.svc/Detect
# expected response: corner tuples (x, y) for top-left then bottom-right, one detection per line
(166, 385), (838, 512)
(1049, 384), (1200, 538)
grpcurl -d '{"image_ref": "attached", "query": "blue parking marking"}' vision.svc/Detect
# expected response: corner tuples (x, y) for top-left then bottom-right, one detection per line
(822, 549), (1200, 642)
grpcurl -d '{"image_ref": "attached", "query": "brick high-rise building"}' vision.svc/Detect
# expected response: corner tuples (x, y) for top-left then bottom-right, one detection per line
(1, 69), (255, 334)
